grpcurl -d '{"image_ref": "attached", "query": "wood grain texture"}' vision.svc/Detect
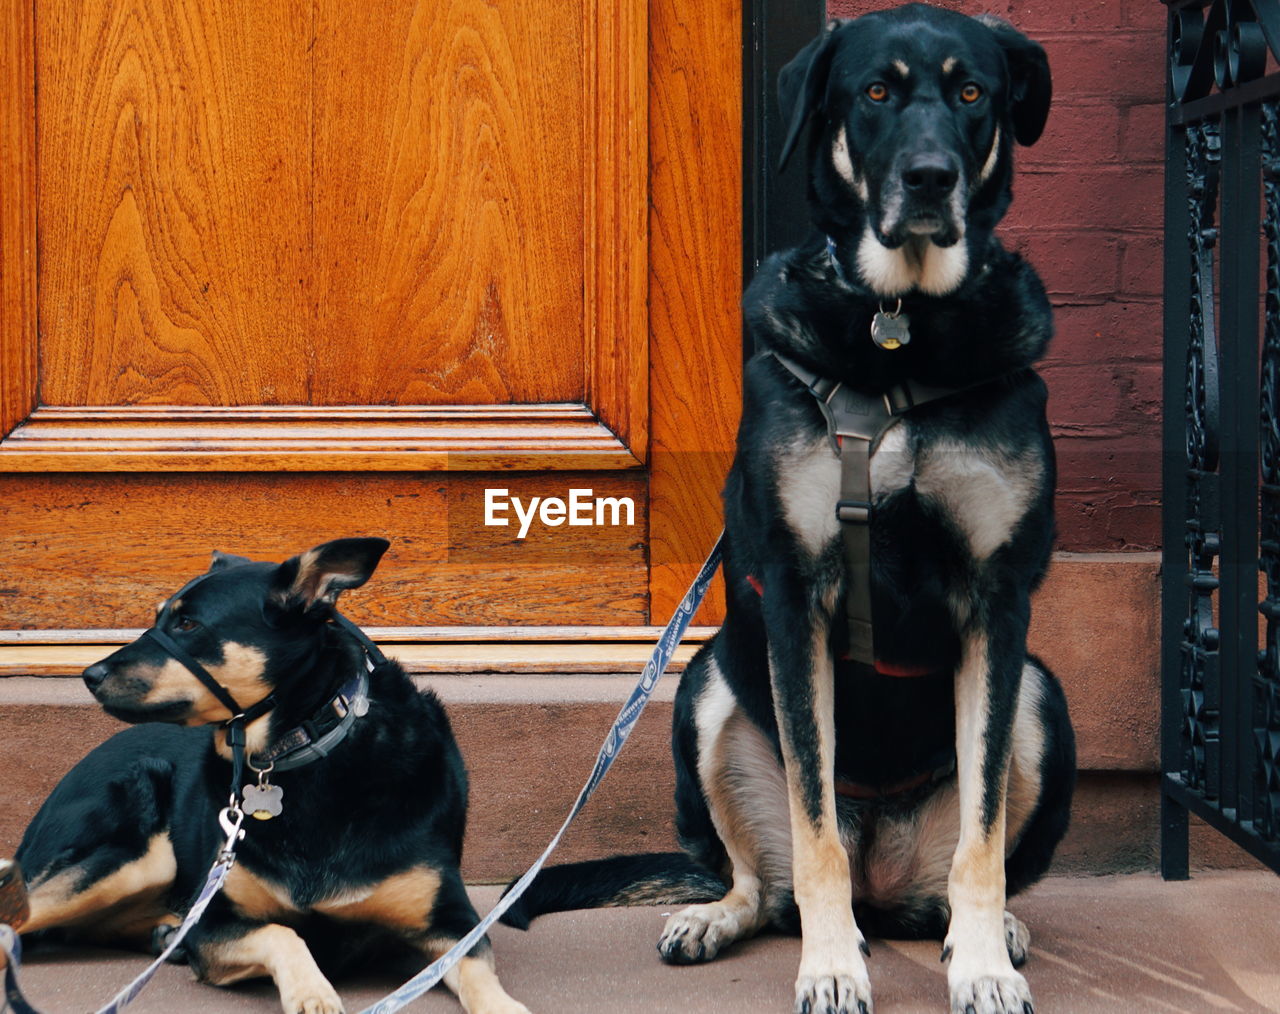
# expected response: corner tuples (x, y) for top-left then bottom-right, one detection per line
(0, 472), (646, 628)
(308, 0), (588, 406)
(0, 403), (639, 470)
(646, 0), (743, 624)
(37, 0), (313, 407)
(32, 0), (644, 417)
(0, 0), (37, 437)
(584, 0), (649, 455)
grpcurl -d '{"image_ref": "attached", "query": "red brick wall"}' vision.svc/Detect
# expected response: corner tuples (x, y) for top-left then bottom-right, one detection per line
(823, 1), (1165, 551)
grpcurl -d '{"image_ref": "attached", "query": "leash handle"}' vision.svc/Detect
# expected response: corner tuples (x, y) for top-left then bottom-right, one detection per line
(358, 534), (725, 1014)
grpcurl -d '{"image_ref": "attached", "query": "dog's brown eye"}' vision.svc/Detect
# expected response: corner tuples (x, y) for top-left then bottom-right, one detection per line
(866, 82), (889, 102)
(174, 616), (199, 633)
(960, 83), (982, 104)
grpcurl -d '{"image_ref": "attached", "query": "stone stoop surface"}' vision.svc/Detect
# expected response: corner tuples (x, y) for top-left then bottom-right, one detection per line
(0, 663), (1264, 878)
(0, 549), (1260, 875)
(7, 875), (1280, 1013)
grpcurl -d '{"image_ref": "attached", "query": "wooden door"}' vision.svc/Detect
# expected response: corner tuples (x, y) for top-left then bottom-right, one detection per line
(0, 0), (740, 649)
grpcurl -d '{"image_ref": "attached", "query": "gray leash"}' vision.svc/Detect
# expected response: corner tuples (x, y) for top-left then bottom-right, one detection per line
(92, 803), (246, 1014)
(0, 804), (245, 1014)
(359, 533), (724, 1014)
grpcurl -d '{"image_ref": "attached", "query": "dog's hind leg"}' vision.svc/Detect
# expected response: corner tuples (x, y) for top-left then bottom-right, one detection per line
(659, 658), (786, 964)
(16, 755), (181, 949)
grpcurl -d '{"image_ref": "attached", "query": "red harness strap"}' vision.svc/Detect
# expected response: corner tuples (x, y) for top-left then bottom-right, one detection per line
(834, 770), (936, 800)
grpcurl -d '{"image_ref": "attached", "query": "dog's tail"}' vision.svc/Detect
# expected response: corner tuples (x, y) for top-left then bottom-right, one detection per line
(498, 853), (725, 930)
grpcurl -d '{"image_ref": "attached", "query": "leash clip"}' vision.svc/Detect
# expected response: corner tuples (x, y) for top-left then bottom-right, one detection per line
(217, 799), (246, 860)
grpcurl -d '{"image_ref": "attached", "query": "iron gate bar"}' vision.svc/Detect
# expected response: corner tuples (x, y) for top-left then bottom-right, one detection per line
(1163, 0), (1280, 877)
(1174, 70), (1280, 124)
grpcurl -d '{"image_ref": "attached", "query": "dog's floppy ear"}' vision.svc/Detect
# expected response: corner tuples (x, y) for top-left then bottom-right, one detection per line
(271, 537), (390, 613)
(778, 21), (842, 170)
(208, 550), (254, 573)
(978, 15), (1051, 146)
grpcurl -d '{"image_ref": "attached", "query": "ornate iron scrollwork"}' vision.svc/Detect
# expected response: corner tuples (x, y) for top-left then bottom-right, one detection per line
(1181, 121), (1223, 796)
(1169, 0), (1279, 105)
(1258, 103), (1280, 840)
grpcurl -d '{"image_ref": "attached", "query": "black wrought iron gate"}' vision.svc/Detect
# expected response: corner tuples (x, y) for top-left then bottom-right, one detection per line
(1162, 0), (1280, 877)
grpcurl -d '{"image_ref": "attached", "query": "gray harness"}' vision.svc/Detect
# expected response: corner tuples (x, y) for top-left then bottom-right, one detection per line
(769, 351), (963, 665)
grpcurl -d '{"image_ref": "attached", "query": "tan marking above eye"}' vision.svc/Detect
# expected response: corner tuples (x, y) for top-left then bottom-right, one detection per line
(942, 56), (957, 74)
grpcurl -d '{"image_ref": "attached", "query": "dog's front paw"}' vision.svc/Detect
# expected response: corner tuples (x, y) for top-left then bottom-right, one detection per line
(657, 901), (751, 964)
(947, 969), (1032, 1014)
(794, 972), (873, 1014)
(476, 999), (532, 1014)
(280, 983), (344, 1014)
(1003, 911), (1030, 969)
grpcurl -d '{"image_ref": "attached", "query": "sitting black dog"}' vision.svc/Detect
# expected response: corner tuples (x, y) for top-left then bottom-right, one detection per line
(505, 8), (1075, 1014)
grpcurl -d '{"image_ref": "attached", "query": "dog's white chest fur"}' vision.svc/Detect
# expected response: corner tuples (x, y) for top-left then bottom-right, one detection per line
(777, 420), (1037, 561)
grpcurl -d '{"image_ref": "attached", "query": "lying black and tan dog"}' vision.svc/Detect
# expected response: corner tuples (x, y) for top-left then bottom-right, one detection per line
(8, 538), (528, 1014)
(504, 7), (1075, 1014)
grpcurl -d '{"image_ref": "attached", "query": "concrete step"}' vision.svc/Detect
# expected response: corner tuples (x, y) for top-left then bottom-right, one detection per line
(0, 672), (1262, 879)
(7, 875), (1280, 1013)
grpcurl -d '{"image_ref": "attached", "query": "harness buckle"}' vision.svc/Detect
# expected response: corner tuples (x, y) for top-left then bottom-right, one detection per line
(836, 499), (871, 524)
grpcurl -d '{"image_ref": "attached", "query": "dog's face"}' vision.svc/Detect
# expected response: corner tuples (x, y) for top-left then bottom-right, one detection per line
(82, 538), (389, 725)
(779, 4), (1050, 296)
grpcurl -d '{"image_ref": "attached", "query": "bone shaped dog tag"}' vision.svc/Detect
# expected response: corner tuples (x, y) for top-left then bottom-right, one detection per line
(242, 783), (284, 820)
(871, 310), (911, 350)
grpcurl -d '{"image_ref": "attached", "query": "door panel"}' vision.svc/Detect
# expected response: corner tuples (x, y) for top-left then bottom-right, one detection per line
(38, 0), (585, 408)
(0, 0), (739, 635)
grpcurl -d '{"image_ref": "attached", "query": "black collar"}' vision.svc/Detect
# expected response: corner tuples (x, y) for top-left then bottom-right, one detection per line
(251, 668), (370, 772)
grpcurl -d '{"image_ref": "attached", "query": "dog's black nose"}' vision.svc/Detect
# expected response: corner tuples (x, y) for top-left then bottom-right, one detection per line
(83, 662), (109, 692)
(902, 157), (959, 200)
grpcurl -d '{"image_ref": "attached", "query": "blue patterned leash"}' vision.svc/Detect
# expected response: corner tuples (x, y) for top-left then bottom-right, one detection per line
(92, 801), (247, 1014)
(1, 925), (38, 1014)
(359, 533), (724, 1014)
(0, 802), (246, 1014)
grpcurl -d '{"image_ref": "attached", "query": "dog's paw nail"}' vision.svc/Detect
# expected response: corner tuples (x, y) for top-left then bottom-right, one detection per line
(859, 938), (871, 957)
(940, 943), (952, 963)
(859, 1003), (870, 1014)
(1023, 1005), (1034, 1014)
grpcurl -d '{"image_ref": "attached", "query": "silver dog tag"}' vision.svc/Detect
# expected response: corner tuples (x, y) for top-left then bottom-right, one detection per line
(871, 310), (911, 350)
(242, 782), (284, 821)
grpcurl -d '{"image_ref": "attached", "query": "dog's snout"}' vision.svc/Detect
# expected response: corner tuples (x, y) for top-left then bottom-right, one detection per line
(902, 156), (959, 200)
(83, 662), (110, 692)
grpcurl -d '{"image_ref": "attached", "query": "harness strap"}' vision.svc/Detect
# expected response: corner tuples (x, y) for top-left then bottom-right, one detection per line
(769, 351), (961, 664)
